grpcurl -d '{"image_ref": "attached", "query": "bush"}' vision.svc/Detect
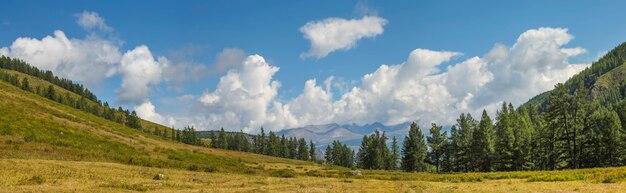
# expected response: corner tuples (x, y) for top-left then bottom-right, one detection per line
(270, 169), (296, 178)
(188, 164), (199, 171)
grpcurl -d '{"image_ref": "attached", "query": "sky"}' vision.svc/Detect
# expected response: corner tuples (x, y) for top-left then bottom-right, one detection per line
(1, 0), (626, 133)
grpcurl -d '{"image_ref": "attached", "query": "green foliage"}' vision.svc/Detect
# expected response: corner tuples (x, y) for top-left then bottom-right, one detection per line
(325, 140), (355, 168)
(401, 122), (428, 172)
(356, 130), (393, 170)
(269, 169), (296, 178)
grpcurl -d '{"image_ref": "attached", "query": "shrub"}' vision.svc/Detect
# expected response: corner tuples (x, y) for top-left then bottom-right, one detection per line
(270, 169), (296, 178)
(188, 164), (199, 171)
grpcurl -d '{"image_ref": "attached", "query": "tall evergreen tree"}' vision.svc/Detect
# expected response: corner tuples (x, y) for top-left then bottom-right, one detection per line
(217, 128), (228, 149)
(494, 102), (514, 171)
(427, 123), (446, 173)
(390, 136), (400, 170)
(455, 113), (476, 172)
(401, 122), (428, 172)
(472, 110), (494, 172)
(298, 138), (309, 160)
(324, 145), (332, 164)
(268, 131), (279, 156)
(309, 140), (317, 162)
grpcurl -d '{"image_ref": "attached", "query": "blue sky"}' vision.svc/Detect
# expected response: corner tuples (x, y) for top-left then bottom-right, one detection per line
(1, 0), (625, 132)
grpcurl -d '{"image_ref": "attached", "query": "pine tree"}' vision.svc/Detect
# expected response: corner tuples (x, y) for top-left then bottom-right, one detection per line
(472, 110), (494, 172)
(21, 77), (30, 91)
(390, 136), (400, 170)
(494, 102), (514, 171)
(268, 131), (278, 156)
(309, 140), (317, 162)
(512, 106), (534, 170)
(279, 135), (288, 158)
(455, 113), (476, 172)
(46, 85), (56, 100)
(209, 131), (218, 148)
(401, 122), (428, 172)
(357, 135), (371, 168)
(545, 84), (572, 170)
(427, 123), (446, 173)
(325, 145), (332, 164)
(298, 138), (309, 160)
(217, 128), (228, 149)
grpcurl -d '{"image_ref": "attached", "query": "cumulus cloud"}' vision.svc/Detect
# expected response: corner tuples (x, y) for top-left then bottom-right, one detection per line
(196, 55), (281, 132)
(135, 100), (176, 127)
(474, 27), (588, 107)
(0, 30), (121, 84)
(190, 27), (589, 132)
(76, 11), (112, 31)
(300, 16), (387, 59)
(117, 45), (167, 104)
(329, 49), (477, 125)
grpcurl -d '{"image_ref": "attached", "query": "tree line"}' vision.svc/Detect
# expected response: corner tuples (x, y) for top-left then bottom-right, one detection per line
(208, 127), (317, 162)
(328, 80), (626, 173)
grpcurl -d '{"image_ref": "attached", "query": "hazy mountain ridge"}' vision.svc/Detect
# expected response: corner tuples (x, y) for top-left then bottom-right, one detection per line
(277, 122), (411, 149)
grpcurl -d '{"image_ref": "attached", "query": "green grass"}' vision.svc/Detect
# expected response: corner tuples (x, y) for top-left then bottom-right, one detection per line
(0, 71), (315, 177)
(593, 62), (626, 92)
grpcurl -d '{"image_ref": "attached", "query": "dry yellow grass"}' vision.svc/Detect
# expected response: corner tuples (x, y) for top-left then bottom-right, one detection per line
(1, 158), (625, 193)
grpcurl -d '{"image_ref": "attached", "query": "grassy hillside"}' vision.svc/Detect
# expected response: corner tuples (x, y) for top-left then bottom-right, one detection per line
(0, 69), (317, 175)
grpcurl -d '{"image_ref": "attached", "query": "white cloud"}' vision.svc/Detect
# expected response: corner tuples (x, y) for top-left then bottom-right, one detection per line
(282, 78), (335, 125)
(117, 45), (167, 104)
(135, 100), (176, 127)
(76, 11), (112, 31)
(475, 27), (589, 107)
(300, 16), (387, 59)
(196, 55), (281, 132)
(0, 47), (8, 56)
(0, 30), (121, 84)
(329, 48), (474, 126)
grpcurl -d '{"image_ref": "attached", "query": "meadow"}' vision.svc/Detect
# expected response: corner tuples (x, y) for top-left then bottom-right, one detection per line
(2, 158), (626, 192)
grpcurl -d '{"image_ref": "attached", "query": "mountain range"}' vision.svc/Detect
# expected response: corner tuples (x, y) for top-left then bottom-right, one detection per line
(277, 122), (411, 149)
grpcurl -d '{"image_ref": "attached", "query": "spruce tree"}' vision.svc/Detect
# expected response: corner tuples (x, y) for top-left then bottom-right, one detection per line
(309, 140), (316, 162)
(325, 145), (332, 164)
(401, 122), (428, 172)
(298, 138), (309, 160)
(390, 136), (400, 170)
(427, 123), (446, 173)
(472, 110), (494, 172)
(218, 128), (228, 149)
(494, 102), (514, 171)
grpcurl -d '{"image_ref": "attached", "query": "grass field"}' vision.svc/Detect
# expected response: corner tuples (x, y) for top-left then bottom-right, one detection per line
(2, 158), (626, 193)
(2, 69), (626, 192)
